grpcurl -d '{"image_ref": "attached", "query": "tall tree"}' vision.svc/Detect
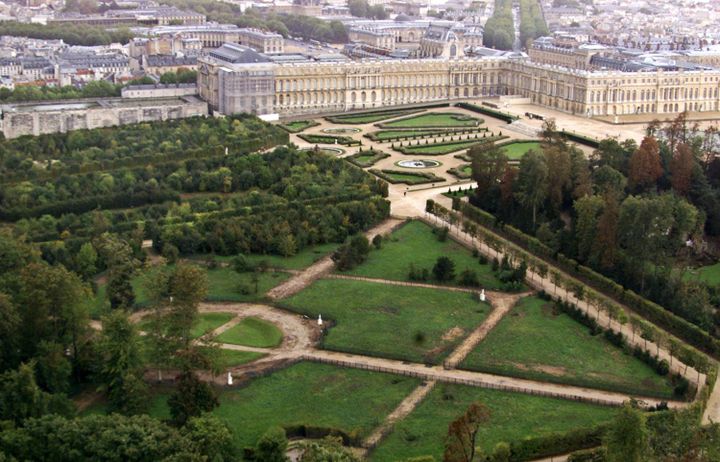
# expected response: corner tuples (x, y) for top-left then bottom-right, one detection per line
(628, 136), (663, 192)
(98, 310), (147, 415)
(593, 193), (620, 269)
(605, 402), (648, 462)
(514, 150), (548, 229)
(471, 143), (508, 205)
(669, 142), (696, 196)
(444, 402), (490, 462)
(543, 144), (573, 211)
(574, 195), (604, 264)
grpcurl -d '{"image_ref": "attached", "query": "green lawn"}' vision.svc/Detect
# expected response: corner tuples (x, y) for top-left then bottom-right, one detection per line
(283, 279), (490, 364)
(215, 317), (283, 348)
(327, 109), (422, 124)
(501, 141), (542, 160)
(346, 150), (390, 168)
(370, 383), (618, 461)
(346, 220), (504, 289)
(209, 362), (420, 450)
(279, 120), (319, 133)
(460, 296), (675, 399)
(399, 139), (489, 155)
(685, 262), (720, 286)
(191, 312), (235, 339)
(382, 113), (481, 128)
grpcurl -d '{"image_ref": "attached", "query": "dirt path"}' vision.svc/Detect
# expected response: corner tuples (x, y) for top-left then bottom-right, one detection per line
(443, 291), (530, 368)
(327, 273), (480, 293)
(360, 380), (437, 454)
(266, 217), (404, 300)
(302, 350), (685, 409)
(703, 381), (720, 424)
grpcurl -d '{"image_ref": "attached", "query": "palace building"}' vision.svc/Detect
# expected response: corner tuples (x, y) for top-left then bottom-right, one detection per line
(198, 43), (720, 119)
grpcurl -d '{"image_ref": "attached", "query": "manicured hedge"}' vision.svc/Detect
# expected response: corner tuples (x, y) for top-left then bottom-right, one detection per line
(279, 120), (320, 133)
(455, 102), (519, 123)
(298, 134), (360, 146)
(369, 169), (445, 185)
(345, 150), (390, 168)
(560, 130), (600, 148)
(508, 426), (607, 461)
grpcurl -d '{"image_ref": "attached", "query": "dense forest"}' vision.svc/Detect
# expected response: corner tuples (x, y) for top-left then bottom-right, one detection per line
(159, 0), (349, 43)
(483, 0), (514, 50)
(470, 115), (720, 345)
(0, 114), (389, 459)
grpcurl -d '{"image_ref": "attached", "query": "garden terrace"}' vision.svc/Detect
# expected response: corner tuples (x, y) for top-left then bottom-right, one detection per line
(279, 120), (320, 133)
(282, 279), (490, 364)
(370, 383), (616, 461)
(346, 149), (391, 168)
(378, 112), (482, 129)
(325, 108), (426, 124)
(393, 135), (506, 155)
(370, 169), (445, 185)
(297, 133), (360, 146)
(365, 127), (485, 142)
(459, 296), (677, 399)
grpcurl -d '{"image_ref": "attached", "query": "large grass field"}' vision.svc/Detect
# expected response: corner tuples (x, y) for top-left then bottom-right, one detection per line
(685, 262), (720, 286)
(382, 113), (481, 128)
(370, 383), (618, 461)
(283, 279), (490, 364)
(188, 362), (419, 450)
(215, 317), (283, 348)
(500, 141), (542, 160)
(346, 220), (504, 289)
(459, 296), (675, 399)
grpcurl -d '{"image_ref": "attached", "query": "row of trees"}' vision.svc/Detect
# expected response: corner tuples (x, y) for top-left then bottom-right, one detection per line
(0, 21), (133, 46)
(469, 117), (720, 339)
(427, 200), (712, 383)
(483, 0), (514, 50)
(518, 0), (549, 48)
(347, 0), (388, 19)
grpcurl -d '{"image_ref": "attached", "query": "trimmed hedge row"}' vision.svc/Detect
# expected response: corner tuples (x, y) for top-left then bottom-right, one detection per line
(298, 134), (360, 146)
(345, 150), (390, 168)
(458, 201), (720, 360)
(369, 169), (445, 185)
(455, 102), (519, 123)
(393, 135), (505, 156)
(447, 164), (472, 179)
(364, 127), (487, 143)
(560, 130), (601, 149)
(507, 426), (606, 461)
(279, 120), (320, 133)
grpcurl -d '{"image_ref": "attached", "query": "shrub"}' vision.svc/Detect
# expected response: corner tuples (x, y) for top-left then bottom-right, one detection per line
(459, 269), (480, 287)
(433, 256), (456, 282)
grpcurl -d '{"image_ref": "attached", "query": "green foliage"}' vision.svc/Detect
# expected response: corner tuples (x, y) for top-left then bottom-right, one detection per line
(370, 169), (446, 185)
(346, 149), (390, 168)
(604, 403), (648, 462)
(159, 68), (197, 84)
(168, 371), (219, 426)
(333, 235), (370, 271)
(0, 413), (233, 461)
(483, 0), (515, 50)
(433, 256), (456, 282)
(348, 0), (388, 19)
(518, 0), (549, 48)
(0, 21), (132, 46)
(256, 426), (289, 462)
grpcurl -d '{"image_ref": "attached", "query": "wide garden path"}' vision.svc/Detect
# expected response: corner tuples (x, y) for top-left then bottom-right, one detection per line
(266, 217), (404, 300)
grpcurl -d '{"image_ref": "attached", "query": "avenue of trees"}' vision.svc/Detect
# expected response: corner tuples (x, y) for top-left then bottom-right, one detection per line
(518, 0), (549, 48)
(470, 115), (720, 343)
(483, 0), (514, 50)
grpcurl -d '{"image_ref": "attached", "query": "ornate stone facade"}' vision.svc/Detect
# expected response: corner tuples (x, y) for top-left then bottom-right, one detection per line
(198, 46), (720, 118)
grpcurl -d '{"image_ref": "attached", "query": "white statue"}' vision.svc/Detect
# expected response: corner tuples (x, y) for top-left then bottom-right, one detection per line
(318, 314), (323, 326)
(480, 289), (486, 302)
(227, 372), (233, 386)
